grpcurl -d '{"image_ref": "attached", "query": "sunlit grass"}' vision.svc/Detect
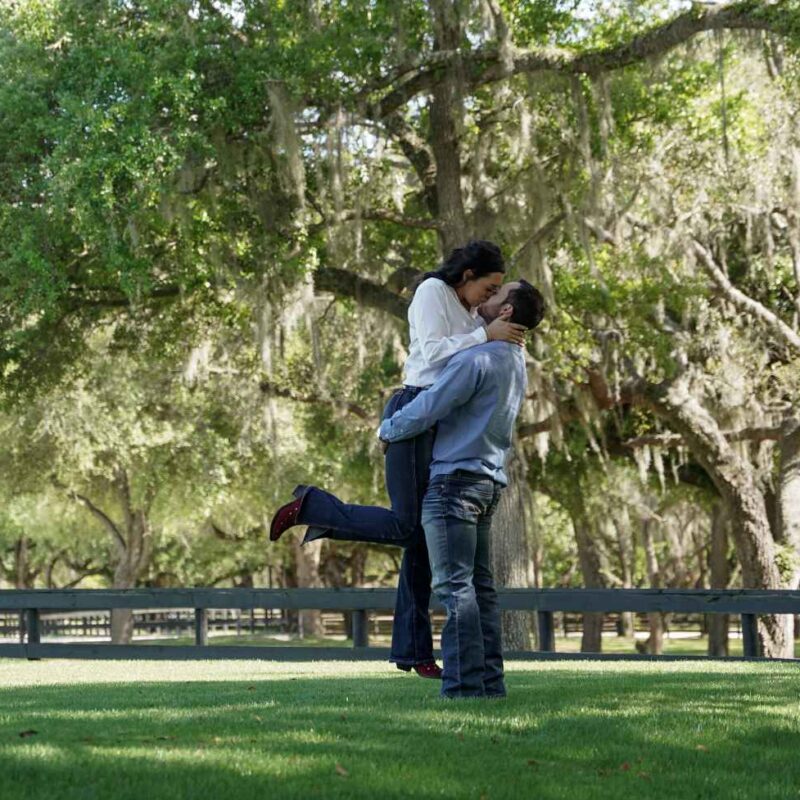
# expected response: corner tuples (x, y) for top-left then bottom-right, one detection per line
(136, 633), (353, 648)
(554, 634), (746, 656)
(136, 630), (747, 657)
(1, 659), (798, 799)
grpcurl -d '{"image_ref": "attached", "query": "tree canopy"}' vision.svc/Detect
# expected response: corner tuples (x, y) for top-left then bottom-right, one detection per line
(2, 0), (800, 654)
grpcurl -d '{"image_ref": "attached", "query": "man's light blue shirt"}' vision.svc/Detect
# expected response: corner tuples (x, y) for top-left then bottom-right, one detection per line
(378, 341), (527, 486)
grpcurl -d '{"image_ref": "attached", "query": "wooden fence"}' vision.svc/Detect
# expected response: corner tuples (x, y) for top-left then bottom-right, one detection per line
(0, 608), (289, 639)
(1, 587), (799, 662)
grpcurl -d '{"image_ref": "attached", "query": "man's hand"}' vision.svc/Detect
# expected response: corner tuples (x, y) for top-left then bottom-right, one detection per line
(381, 439), (390, 454)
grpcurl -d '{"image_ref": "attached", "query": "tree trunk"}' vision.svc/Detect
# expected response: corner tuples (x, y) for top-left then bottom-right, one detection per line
(110, 561), (136, 645)
(281, 563), (299, 633)
(708, 502), (730, 657)
(567, 482), (605, 653)
(646, 380), (788, 656)
(528, 496), (544, 647)
(492, 446), (533, 650)
(541, 467), (605, 653)
(692, 520), (709, 593)
(14, 536), (33, 589)
(778, 418), (800, 589)
(110, 507), (152, 644)
(614, 521), (635, 638)
(349, 545), (368, 587)
(320, 541), (348, 632)
(776, 417), (800, 657)
(428, 0), (468, 253)
(571, 506), (604, 653)
(293, 536), (324, 638)
(64, 469), (154, 645)
(425, 5), (535, 650)
(641, 518), (665, 655)
(529, 496), (543, 593)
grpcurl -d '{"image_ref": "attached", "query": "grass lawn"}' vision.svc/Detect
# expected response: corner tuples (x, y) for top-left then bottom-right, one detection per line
(137, 633), (353, 648)
(135, 631), (747, 657)
(1, 659), (799, 800)
(554, 634), (746, 657)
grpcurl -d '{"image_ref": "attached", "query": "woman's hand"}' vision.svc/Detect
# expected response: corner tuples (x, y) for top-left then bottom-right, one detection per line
(486, 308), (526, 346)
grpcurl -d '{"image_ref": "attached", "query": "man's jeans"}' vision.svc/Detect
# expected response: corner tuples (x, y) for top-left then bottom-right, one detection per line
(422, 471), (505, 698)
(294, 386), (435, 666)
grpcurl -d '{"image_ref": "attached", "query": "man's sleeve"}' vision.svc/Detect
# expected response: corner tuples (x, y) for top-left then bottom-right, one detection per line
(378, 355), (481, 443)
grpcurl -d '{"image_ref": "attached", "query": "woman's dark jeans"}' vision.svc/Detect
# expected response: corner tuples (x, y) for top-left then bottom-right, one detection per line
(384, 386), (435, 667)
(294, 386), (435, 666)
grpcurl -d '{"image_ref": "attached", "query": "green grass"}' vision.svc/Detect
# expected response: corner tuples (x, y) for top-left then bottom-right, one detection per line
(134, 631), (746, 657)
(137, 633), (352, 648)
(554, 634), (746, 656)
(1, 659), (799, 799)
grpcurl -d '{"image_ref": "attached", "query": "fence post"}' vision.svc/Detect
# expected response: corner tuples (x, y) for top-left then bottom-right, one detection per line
(352, 609), (369, 648)
(26, 609), (41, 661)
(195, 609), (208, 646)
(741, 614), (760, 657)
(537, 611), (555, 652)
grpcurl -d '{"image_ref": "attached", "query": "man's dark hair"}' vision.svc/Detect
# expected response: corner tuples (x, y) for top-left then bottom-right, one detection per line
(506, 279), (545, 329)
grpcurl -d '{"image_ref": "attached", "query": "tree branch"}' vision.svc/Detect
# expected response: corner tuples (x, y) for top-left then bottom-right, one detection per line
(259, 379), (376, 424)
(67, 284), (182, 308)
(209, 521), (262, 542)
(381, 112), (439, 218)
(358, 209), (441, 229)
(50, 475), (126, 550)
(355, 2), (795, 118)
(691, 239), (800, 351)
(518, 409), (578, 439)
(68, 491), (126, 552)
(310, 208), (440, 233)
(115, 467), (134, 544)
(61, 570), (109, 590)
(565, 2), (784, 74)
(517, 368), (644, 439)
(314, 266), (409, 320)
(623, 426), (783, 450)
(507, 213), (566, 266)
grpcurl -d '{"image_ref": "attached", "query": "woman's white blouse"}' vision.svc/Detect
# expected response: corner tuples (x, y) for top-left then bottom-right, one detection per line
(403, 278), (487, 388)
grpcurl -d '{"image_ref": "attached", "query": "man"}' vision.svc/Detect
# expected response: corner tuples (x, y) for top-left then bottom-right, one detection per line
(377, 280), (544, 698)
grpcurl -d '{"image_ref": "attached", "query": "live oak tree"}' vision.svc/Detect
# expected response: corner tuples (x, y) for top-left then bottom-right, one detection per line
(0, 485), (111, 591)
(4, 1), (800, 653)
(4, 325), (278, 642)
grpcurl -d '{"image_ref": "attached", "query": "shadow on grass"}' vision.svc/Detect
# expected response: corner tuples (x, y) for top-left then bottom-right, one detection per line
(1, 668), (800, 799)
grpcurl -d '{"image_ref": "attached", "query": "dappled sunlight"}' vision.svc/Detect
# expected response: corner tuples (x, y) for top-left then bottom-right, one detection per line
(0, 700), (279, 725)
(2, 742), (339, 783)
(1, 661), (799, 799)
(0, 659), (399, 688)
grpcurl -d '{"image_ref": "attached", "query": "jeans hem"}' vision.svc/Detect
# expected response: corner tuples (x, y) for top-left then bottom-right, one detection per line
(292, 485), (323, 546)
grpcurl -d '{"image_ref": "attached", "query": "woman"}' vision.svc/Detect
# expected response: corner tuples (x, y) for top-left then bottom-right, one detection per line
(270, 240), (526, 678)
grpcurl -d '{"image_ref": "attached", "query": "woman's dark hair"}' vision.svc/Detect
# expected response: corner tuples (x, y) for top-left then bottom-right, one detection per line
(414, 239), (505, 292)
(506, 280), (545, 329)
